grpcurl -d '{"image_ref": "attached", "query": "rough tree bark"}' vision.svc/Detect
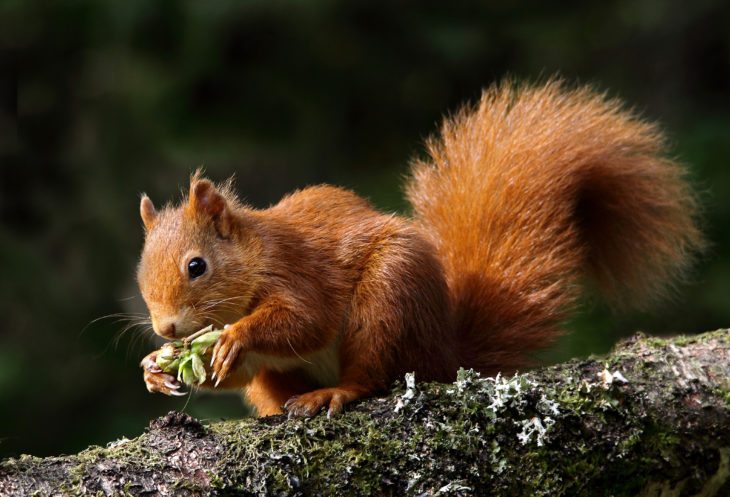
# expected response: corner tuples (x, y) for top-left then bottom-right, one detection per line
(1, 329), (729, 497)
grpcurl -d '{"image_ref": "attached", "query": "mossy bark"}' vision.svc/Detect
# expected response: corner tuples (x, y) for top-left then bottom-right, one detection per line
(2, 330), (729, 497)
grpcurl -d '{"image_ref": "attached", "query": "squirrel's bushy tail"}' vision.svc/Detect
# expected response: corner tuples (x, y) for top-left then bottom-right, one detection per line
(406, 80), (704, 374)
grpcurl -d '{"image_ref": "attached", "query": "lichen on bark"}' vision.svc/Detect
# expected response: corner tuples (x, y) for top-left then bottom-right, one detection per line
(1, 329), (729, 496)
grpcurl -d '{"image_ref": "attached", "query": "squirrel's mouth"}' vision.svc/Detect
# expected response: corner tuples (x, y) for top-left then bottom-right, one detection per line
(149, 306), (201, 340)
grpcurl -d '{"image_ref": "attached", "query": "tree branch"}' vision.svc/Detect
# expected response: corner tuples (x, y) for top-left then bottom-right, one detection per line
(2, 330), (729, 496)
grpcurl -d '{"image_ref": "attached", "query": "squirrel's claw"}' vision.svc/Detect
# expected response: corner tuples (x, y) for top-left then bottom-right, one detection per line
(285, 388), (357, 418)
(144, 370), (181, 396)
(142, 349), (186, 396)
(211, 330), (243, 386)
(164, 379), (181, 390)
(140, 352), (162, 373)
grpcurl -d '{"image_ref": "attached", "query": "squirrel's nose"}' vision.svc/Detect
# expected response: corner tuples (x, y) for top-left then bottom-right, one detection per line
(160, 323), (176, 338)
(153, 317), (178, 339)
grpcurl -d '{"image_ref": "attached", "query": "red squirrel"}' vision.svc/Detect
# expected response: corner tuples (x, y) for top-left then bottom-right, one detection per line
(137, 80), (703, 417)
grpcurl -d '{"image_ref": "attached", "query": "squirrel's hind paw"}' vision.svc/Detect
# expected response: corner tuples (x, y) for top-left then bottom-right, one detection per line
(284, 386), (363, 418)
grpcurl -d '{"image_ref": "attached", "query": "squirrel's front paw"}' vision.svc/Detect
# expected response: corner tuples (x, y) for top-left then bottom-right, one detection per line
(140, 351), (187, 396)
(210, 329), (244, 387)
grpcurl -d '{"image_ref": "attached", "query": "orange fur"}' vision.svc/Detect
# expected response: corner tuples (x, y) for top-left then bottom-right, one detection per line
(246, 369), (315, 417)
(407, 80), (703, 373)
(137, 80), (703, 416)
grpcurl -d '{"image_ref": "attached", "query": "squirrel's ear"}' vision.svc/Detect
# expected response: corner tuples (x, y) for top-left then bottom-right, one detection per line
(189, 179), (232, 237)
(140, 195), (158, 230)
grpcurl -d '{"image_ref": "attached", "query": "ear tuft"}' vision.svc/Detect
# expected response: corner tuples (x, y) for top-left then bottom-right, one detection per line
(189, 176), (232, 237)
(140, 194), (157, 230)
(190, 179), (224, 216)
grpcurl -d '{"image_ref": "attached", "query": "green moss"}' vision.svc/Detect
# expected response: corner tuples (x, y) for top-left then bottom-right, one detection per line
(713, 387), (730, 408)
(141, 336), (730, 495)
(5, 330), (727, 496)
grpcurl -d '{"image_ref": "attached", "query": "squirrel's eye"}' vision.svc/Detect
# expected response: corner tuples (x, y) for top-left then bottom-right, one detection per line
(187, 257), (207, 279)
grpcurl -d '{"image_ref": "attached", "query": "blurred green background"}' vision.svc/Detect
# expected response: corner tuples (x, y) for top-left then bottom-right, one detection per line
(2, 0), (729, 459)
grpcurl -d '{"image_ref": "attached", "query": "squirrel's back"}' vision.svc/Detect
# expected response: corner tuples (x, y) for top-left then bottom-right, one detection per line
(406, 80), (704, 373)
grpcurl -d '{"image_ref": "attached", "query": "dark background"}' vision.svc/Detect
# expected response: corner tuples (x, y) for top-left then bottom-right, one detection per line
(2, 0), (729, 459)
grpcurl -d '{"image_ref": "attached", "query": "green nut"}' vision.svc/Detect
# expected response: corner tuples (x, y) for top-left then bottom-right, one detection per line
(152, 326), (225, 387)
(191, 354), (207, 384)
(191, 330), (223, 355)
(155, 343), (179, 371)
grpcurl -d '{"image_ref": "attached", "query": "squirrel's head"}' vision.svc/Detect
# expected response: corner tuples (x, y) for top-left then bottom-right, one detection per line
(137, 172), (262, 339)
